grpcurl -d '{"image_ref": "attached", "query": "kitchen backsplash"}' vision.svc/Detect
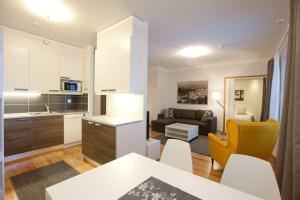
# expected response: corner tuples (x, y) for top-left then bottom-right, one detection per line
(4, 94), (88, 114)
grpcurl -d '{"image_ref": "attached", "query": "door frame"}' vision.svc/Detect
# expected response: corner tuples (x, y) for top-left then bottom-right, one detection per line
(223, 75), (267, 132)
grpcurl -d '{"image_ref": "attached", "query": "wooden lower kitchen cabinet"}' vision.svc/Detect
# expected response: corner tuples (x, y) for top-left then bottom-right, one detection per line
(82, 118), (144, 165)
(32, 115), (64, 150)
(4, 115), (64, 157)
(4, 118), (32, 156)
(82, 120), (116, 164)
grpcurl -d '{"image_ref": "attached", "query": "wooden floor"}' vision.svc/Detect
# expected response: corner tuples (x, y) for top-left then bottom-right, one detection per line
(150, 130), (223, 182)
(4, 130), (275, 200)
(4, 146), (95, 200)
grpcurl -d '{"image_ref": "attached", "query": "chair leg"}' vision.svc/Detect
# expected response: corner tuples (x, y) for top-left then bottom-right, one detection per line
(211, 158), (214, 168)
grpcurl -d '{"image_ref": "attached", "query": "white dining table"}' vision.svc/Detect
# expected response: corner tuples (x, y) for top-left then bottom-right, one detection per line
(46, 153), (262, 200)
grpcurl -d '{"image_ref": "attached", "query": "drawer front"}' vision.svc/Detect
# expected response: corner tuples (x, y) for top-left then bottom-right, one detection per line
(82, 120), (97, 160)
(32, 115), (64, 150)
(82, 120), (116, 164)
(4, 118), (32, 156)
(94, 124), (116, 164)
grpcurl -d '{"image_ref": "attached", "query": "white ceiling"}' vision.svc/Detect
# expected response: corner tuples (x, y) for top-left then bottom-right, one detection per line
(0, 0), (289, 70)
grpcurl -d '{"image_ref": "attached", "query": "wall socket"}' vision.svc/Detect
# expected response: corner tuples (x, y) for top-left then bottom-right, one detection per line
(67, 98), (72, 104)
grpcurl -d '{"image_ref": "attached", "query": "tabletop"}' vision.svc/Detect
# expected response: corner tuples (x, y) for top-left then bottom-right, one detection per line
(46, 153), (262, 200)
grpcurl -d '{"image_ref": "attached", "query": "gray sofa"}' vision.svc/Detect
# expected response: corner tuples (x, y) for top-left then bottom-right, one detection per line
(151, 108), (217, 136)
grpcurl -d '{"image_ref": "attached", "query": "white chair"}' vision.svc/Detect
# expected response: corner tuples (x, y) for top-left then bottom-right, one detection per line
(160, 139), (193, 173)
(221, 154), (281, 200)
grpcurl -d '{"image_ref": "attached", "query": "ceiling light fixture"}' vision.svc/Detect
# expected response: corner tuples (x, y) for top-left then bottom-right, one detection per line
(178, 46), (210, 58)
(25, 0), (73, 22)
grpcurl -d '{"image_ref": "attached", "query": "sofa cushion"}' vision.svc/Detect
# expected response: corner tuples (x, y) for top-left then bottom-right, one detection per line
(167, 108), (174, 118)
(152, 118), (175, 125)
(161, 109), (168, 119)
(201, 110), (214, 121)
(161, 108), (174, 119)
(175, 118), (207, 126)
(173, 109), (181, 118)
(179, 109), (196, 120)
(195, 110), (205, 120)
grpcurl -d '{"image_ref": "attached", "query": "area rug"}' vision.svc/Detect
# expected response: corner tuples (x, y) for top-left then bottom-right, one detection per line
(154, 134), (210, 156)
(11, 160), (79, 200)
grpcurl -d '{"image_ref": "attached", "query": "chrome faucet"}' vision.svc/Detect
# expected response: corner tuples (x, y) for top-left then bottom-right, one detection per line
(45, 105), (50, 112)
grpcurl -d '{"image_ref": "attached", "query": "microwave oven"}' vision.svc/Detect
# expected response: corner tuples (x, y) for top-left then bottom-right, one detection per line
(61, 79), (82, 92)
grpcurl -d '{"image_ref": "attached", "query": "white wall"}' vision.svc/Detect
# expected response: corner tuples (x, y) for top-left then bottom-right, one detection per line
(0, 28), (3, 196)
(148, 68), (168, 121)
(0, 29), (3, 96)
(235, 78), (264, 121)
(106, 93), (144, 120)
(148, 59), (268, 131)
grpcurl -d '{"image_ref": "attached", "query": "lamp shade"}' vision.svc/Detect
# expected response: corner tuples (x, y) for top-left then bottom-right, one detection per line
(212, 91), (221, 101)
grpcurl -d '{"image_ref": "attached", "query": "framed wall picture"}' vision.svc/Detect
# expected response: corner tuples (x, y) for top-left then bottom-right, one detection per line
(235, 90), (244, 101)
(177, 81), (208, 104)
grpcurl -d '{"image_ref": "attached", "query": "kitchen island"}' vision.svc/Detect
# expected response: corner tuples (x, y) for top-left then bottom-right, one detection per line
(82, 115), (144, 165)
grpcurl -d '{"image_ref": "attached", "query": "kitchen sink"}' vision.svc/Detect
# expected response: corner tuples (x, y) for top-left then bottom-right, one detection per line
(30, 111), (60, 115)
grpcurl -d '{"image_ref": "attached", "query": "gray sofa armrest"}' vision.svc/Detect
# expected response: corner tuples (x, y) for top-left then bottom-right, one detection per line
(206, 117), (217, 133)
(157, 113), (164, 119)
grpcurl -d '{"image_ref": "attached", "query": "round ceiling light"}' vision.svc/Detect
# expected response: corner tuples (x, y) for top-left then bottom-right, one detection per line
(178, 46), (210, 58)
(25, 0), (73, 22)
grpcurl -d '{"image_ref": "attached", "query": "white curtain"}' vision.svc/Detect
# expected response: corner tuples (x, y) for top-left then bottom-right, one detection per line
(270, 32), (288, 157)
(269, 53), (281, 120)
(270, 35), (288, 121)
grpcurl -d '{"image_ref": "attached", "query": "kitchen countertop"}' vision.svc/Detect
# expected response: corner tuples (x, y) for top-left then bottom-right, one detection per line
(83, 115), (142, 126)
(4, 111), (88, 119)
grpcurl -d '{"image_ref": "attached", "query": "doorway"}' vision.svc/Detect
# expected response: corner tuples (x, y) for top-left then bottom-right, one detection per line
(223, 75), (267, 131)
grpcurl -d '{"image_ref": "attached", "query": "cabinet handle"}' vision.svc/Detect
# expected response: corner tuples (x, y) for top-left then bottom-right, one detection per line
(95, 123), (102, 126)
(60, 77), (70, 80)
(16, 118), (30, 121)
(88, 121), (94, 125)
(14, 88), (29, 91)
(51, 115), (61, 118)
(49, 90), (59, 92)
(101, 89), (108, 92)
(108, 89), (116, 92)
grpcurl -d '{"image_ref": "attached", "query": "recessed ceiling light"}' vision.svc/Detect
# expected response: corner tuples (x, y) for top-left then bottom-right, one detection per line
(178, 46), (210, 58)
(25, 0), (73, 22)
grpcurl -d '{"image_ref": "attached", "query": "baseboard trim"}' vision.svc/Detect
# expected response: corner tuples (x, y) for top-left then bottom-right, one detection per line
(83, 155), (101, 166)
(4, 145), (64, 163)
(64, 141), (82, 148)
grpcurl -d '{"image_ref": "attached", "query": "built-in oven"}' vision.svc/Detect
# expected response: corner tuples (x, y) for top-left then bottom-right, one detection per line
(60, 79), (82, 92)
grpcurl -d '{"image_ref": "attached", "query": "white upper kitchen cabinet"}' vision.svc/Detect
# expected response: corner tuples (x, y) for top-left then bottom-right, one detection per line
(95, 16), (148, 94)
(3, 46), (30, 91)
(94, 48), (109, 92)
(60, 52), (83, 81)
(82, 46), (94, 93)
(3, 27), (85, 94)
(30, 46), (60, 93)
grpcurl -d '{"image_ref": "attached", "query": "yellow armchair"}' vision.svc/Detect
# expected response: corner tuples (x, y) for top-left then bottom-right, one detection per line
(208, 119), (279, 167)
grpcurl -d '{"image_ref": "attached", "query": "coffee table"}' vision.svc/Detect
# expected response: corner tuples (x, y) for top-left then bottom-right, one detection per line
(165, 123), (198, 141)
